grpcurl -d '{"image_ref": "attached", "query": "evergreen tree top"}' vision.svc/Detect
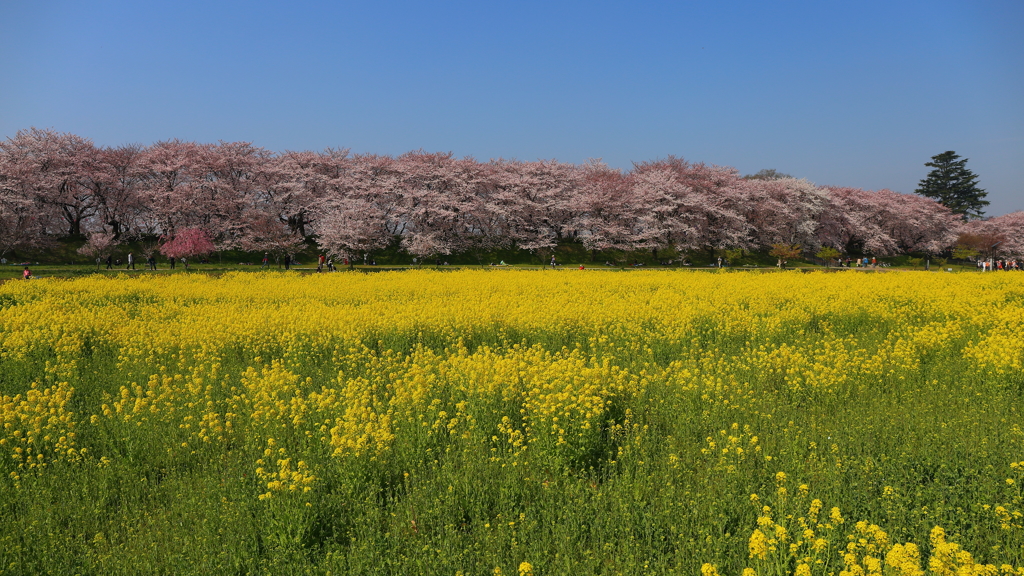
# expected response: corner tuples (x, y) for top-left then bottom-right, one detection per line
(916, 150), (987, 220)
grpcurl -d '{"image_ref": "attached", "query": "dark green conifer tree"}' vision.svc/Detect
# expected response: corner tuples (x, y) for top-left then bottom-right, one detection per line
(916, 151), (987, 219)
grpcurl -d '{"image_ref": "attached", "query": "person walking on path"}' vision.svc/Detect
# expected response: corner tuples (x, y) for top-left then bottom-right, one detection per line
(168, 255), (175, 270)
(317, 254), (325, 272)
(106, 255), (113, 270)
(126, 252), (135, 270)
(148, 254), (157, 270)
(262, 253), (269, 268)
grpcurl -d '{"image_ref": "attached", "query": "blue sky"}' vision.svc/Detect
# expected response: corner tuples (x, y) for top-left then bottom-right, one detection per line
(2, 0), (1022, 215)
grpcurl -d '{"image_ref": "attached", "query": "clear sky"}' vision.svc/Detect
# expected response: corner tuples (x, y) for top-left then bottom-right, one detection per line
(2, 0), (1022, 216)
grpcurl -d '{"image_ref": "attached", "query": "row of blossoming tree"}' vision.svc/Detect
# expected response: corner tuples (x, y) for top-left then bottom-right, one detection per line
(2, 128), (1022, 261)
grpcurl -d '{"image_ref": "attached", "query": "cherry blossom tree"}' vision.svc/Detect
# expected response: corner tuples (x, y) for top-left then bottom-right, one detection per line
(234, 212), (306, 267)
(569, 159), (653, 262)
(458, 161), (511, 261)
(486, 159), (580, 254)
(739, 177), (831, 250)
(629, 157), (750, 256)
(198, 141), (278, 250)
(0, 184), (49, 257)
(962, 211), (1024, 257)
(347, 153), (408, 239)
(882, 190), (960, 254)
(312, 197), (391, 264)
(139, 139), (208, 235)
(0, 128), (97, 237)
(395, 151), (478, 259)
(827, 187), (959, 255)
(76, 231), (118, 264)
(159, 228), (215, 266)
(992, 212), (1024, 257)
(0, 145), (51, 255)
(307, 150), (409, 264)
(271, 149), (351, 240)
(78, 143), (149, 239)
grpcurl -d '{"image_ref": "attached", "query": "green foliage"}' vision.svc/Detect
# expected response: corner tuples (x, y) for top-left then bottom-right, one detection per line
(815, 246), (841, 266)
(769, 244), (802, 269)
(916, 151), (988, 219)
(743, 168), (794, 180)
(952, 246), (980, 262)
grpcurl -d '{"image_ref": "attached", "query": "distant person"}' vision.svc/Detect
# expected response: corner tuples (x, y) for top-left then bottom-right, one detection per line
(262, 253), (269, 268)
(126, 252), (135, 270)
(317, 254), (325, 272)
(22, 266), (31, 280)
(550, 255), (556, 268)
(168, 255), (175, 270)
(579, 264), (585, 270)
(148, 254), (157, 270)
(284, 253), (290, 270)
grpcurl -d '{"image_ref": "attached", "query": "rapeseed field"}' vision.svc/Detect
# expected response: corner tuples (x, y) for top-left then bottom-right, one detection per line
(1, 270), (1022, 575)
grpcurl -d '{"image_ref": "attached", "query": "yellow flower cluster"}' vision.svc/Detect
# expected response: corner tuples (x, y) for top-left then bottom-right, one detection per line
(926, 526), (1024, 576)
(747, 473), (838, 573)
(839, 521), (891, 576)
(256, 441), (315, 500)
(701, 422), (763, 475)
(742, 476), (1024, 576)
(0, 381), (80, 478)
